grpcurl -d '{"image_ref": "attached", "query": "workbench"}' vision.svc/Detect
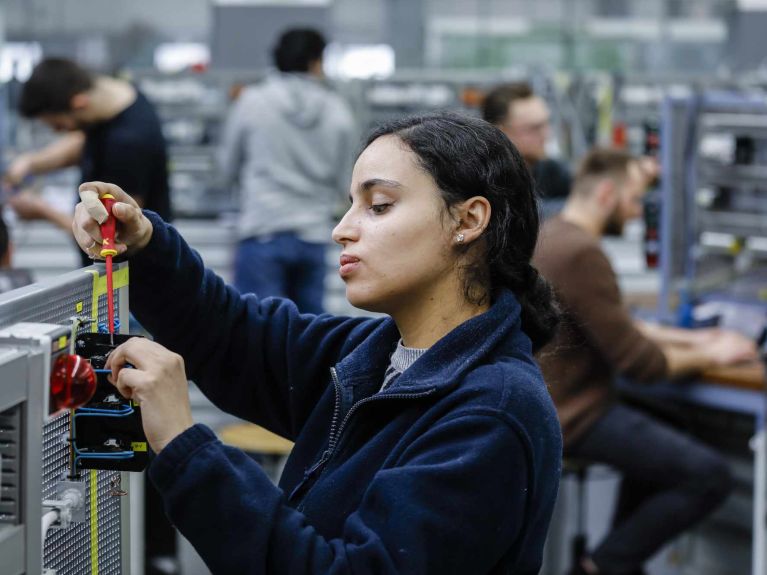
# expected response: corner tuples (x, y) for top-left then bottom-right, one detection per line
(621, 360), (766, 574)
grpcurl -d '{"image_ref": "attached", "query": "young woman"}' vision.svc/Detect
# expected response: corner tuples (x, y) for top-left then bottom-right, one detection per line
(73, 112), (562, 574)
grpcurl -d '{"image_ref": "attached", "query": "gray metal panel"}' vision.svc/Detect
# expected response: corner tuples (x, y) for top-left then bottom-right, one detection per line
(385, 0), (425, 68)
(0, 525), (24, 575)
(23, 350), (43, 575)
(659, 96), (693, 317)
(0, 349), (30, 575)
(0, 351), (27, 413)
(726, 10), (767, 73)
(0, 263), (129, 575)
(211, 5), (330, 68)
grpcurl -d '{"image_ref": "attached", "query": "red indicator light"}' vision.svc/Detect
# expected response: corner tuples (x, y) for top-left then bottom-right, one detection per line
(50, 354), (97, 412)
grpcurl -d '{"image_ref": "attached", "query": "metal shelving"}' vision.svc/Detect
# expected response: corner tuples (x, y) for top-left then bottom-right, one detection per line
(660, 91), (767, 317)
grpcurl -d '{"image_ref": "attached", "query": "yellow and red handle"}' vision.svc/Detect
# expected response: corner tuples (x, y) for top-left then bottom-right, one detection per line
(99, 193), (117, 339)
(99, 193), (118, 258)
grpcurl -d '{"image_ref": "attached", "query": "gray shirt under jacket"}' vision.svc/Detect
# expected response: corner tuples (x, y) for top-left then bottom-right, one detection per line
(380, 340), (427, 392)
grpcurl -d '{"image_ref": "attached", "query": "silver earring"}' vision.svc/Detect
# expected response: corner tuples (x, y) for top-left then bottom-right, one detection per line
(456, 233), (465, 243)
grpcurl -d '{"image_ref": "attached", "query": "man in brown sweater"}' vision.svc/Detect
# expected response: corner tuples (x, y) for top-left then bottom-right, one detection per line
(534, 148), (758, 575)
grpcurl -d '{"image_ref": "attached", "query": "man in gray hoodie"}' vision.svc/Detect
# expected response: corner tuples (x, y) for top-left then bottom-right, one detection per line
(219, 28), (357, 312)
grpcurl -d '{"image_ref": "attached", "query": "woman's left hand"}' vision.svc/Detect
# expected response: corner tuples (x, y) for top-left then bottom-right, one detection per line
(106, 338), (194, 453)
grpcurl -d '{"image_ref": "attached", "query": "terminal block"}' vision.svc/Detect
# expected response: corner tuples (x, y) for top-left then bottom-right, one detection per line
(72, 332), (150, 473)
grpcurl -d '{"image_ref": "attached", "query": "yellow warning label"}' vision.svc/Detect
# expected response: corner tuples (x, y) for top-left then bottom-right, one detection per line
(57, 335), (68, 350)
(131, 442), (147, 452)
(75, 301), (83, 313)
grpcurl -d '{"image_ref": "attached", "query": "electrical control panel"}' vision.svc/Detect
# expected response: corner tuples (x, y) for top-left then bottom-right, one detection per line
(0, 263), (134, 575)
(73, 332), (150, 473)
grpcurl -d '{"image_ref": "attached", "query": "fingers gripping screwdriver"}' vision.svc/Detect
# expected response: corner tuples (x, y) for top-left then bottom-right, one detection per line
(99, 193), (118, 345)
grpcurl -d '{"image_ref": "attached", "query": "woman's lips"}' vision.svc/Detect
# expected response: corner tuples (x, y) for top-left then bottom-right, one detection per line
(339, 254), (360, 278)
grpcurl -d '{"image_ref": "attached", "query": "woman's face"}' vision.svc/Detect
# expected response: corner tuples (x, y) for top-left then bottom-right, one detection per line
(332, 135), (458, 314)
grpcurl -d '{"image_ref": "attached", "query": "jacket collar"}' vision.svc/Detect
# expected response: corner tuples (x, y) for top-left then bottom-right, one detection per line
(334, 289), (531, 403)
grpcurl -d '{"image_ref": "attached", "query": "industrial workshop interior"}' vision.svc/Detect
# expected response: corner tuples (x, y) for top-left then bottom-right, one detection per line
(2, 0), (767, 574)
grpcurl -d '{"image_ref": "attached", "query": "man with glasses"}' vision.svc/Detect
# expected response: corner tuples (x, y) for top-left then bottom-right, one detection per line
(482, 82), (572, 200)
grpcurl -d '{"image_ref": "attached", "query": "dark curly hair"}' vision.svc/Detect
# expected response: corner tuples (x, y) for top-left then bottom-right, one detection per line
(364, 112), (559, 351)
(272, 28), (326, 73)
(19, 58), (93, 118)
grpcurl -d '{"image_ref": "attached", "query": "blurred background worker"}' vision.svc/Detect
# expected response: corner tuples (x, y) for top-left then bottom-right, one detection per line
(4, 57), (172, 266)
(0, 206), (33, 293)
(533, 147), (759, 575)
(482, 82), (572, 201)
(219, 27), (356, 312)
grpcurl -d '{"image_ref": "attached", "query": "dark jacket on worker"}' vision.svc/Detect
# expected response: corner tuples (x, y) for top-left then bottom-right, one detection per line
(130, 211), (562, 575)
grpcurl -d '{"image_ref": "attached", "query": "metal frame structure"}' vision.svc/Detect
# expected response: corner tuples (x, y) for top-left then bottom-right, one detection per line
(0, 263), (134, 575)
(657, 90), (767, 575)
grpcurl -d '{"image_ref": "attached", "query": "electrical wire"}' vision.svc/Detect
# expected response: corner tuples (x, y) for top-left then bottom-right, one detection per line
(73, 447), (134, 469)
(71, 406), (136, 469)
(42, 509), (60, 543)
(97, 319), (120, 334)
(75, 406), (134, 416)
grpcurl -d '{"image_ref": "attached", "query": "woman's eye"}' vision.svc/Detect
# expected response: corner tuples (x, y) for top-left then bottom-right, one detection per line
(370, 203), (392, 215)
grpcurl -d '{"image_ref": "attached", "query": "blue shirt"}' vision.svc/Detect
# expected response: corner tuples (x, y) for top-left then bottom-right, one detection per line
(131, 212), (562, 575)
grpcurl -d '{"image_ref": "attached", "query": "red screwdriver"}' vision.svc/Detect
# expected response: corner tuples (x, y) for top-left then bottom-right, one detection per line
(99, 193), (118, 345)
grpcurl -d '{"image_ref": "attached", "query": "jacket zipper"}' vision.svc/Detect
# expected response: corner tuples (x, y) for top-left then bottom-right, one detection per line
(288, 368), (343, 502)
(292, 367), (435, 507)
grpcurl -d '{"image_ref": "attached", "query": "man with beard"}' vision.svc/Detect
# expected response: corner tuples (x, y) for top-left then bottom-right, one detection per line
(6, 57), (171, 267)
(533, 147), (758, 575)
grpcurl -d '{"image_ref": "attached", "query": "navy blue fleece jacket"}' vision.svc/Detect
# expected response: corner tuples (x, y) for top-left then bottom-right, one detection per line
(130, 212), (562, 574)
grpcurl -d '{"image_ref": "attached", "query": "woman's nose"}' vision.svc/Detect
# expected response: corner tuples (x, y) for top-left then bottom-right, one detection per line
(332, 208), (359, 245)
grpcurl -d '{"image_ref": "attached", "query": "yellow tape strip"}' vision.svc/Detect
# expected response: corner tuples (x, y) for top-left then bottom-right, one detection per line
(86, 266), (130, 332)
(83, 265), (130, 574)
(87, 270), (100, 333)
(90, 469), (99, 574)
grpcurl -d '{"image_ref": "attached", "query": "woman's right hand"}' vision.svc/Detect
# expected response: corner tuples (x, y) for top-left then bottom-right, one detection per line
(73, 181), (153, 259)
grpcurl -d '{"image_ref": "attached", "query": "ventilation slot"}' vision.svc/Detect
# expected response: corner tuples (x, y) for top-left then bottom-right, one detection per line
(0, 405), (21, 525)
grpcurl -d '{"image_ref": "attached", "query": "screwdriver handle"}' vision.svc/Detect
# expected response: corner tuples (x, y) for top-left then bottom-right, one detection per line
(99, 194), (118, 258)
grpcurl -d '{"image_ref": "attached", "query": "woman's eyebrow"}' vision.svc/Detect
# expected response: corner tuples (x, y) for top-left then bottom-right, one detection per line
(349, 178), (404, 202)
(360, 178), (403, 191)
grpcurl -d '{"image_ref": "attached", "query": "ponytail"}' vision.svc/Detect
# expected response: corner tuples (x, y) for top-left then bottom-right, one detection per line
(517, 265), (560, 352)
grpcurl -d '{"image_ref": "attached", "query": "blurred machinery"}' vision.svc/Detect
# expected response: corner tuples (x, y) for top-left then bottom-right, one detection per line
(660, 90), (767, 339)
(127, 68), (588, 220)
(135, 70), (246, 219)
(648, 90), (767, 575)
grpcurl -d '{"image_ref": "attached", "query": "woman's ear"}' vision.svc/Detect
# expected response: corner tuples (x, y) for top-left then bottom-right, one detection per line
(454, 196), (491, 245)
